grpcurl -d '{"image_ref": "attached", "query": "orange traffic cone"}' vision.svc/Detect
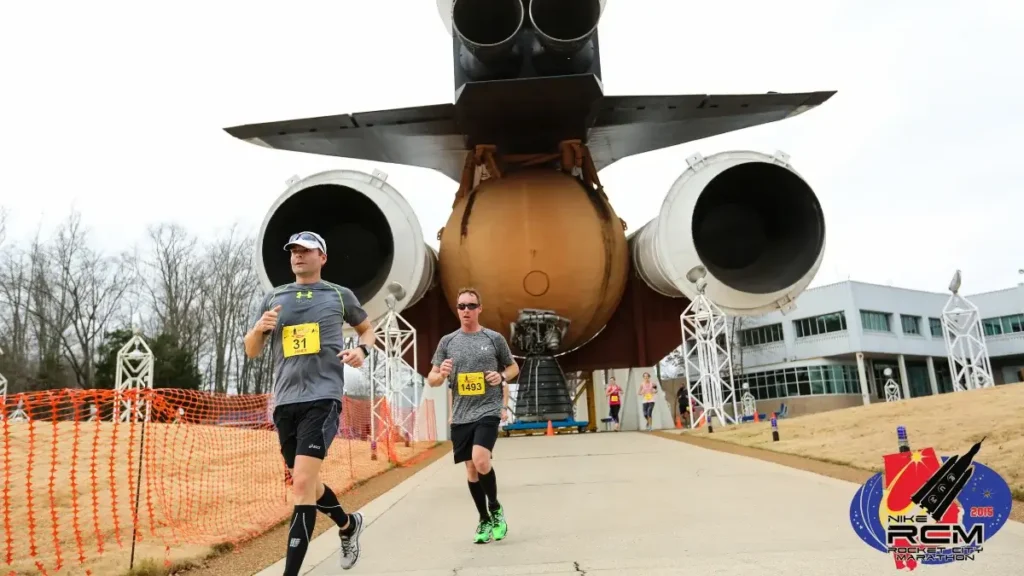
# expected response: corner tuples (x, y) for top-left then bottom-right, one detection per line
(753, 411), (760, 423)
(546, 420), (554, 436)
(675, 414), (683, 429)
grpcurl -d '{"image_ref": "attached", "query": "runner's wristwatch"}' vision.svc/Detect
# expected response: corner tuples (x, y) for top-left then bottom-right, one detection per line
(358, 344), (370, 357)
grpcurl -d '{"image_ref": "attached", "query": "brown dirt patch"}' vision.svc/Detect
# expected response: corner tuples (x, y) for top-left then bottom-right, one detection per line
(652, 383), (1024, 523)
(172, 442), (452, 576)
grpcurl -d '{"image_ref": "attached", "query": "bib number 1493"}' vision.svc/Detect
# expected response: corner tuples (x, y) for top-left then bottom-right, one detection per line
(457, 372), (485, 396)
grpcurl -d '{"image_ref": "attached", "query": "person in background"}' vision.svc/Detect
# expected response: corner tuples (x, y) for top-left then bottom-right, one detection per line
(676, 384), (689, 428)
(605, 376), (623, 432)
(638, 372), (657, 431)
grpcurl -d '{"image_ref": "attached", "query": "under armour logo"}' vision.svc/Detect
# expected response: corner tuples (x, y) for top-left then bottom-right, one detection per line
(296, 291), (313, 299)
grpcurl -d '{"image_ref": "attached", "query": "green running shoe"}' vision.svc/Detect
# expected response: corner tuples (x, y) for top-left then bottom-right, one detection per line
(473, 518), (493, 544)
(490, 506), (508, 541)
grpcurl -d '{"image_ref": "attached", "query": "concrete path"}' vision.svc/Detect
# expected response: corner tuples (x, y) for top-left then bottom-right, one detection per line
(255, 432), (1024, 575)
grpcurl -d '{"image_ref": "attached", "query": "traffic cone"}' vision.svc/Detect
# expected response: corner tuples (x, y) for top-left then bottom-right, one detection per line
(753, 411), (760, 423)
(546, 420), (554, 436)
(675, 414), (683, 429)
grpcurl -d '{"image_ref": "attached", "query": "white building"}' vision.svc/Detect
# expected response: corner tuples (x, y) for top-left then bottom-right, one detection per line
(715, 280), (1024, 417)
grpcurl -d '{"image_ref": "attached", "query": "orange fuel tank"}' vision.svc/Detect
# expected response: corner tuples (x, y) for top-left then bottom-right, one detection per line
(437, 169), (629, 354)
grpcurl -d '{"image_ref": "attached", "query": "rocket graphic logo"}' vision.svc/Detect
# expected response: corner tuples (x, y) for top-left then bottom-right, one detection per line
(849, 430), (1013, 570)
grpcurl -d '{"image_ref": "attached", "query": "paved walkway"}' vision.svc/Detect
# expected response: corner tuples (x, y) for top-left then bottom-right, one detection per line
(256, 432), (1024, 575)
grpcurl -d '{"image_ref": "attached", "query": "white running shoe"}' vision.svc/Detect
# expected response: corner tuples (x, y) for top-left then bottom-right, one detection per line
(338, 512), (364, 570)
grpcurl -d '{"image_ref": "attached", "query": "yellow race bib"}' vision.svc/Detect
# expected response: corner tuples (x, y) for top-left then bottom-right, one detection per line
(457, 372), (486, 396)
(282, 323), (321, 358)
(644, 393), (653, 402)
(610, 395), (619, 403)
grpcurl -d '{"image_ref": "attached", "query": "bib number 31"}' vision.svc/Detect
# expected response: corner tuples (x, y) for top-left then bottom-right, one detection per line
(283, 323), (321, 358)
(457, 372), (486, 396)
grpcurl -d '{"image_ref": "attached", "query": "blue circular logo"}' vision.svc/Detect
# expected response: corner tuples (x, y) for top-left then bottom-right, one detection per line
(850, 456), (1012, 566)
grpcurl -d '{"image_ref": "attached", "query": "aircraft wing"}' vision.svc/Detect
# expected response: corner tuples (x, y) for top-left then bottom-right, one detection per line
(224, 90), (836, 181)
(587, 90), (836, 171)
(223, 103), (469, 181)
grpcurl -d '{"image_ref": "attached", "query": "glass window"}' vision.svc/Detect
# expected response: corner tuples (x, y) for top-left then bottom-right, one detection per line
(982, 318), (1003, 337)
(794, 311), (847, 338)
(739, 323), (785, 347)
(861, 310), (891, 332)
(901, 315), (921, 335)
(809, 366), (824, 394)
(929, 317), (943, 337)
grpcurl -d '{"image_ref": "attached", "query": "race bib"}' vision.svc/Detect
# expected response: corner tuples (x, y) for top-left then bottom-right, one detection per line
(457, 372), (486, 396)
(644, 393), (653, 402)
(282, 323), (321, 358)
(610, 395), (619, 403)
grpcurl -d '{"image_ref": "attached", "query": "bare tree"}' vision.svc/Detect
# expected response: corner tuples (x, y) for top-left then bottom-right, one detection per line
(139, 223), (207, 352)
(0, 244), (33, 386)
(28, 212), (134, 388)
(202, 226), (260, 394)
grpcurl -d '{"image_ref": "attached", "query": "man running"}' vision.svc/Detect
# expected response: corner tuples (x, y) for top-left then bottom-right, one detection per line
(605, 376), (623, 432)
(244, 230), (375, 573)
(427, 287), (519, 544)
(638, 372), (657, 431)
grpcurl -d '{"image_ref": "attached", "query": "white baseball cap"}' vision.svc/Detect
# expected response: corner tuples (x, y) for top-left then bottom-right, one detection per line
(283, 231), (327, 254)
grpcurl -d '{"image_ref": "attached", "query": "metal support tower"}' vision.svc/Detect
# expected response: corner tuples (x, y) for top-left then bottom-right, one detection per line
(740, 382), (756, 418)
(368, 282), (420, 460)
(113, 331), (154, 423)
(940, 270), (994, 392)
(883, 368), (902, 402)
(682, 277), (739, 428)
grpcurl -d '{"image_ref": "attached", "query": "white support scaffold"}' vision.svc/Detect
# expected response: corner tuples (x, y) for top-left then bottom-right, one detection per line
(883, 368), (902, 402)
(941, 270), (995, 392)
(113, 331), (154, 423)
(681, 277), (739, 429)
(740, 382), (756, 418)
(367, 282), (420, 460)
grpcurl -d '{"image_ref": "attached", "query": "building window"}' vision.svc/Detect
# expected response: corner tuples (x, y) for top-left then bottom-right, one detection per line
(794, 311), (847, 338)
(739, 323), (784, 347)
(982, 313), (1024, 337)
(731, 364), (861, 400)
(900, 314), (921, 335)
(860, 310), (891, 332)
(929, 317), (943, 337)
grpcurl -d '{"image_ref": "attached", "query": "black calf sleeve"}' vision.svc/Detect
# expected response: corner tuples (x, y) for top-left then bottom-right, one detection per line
(468, 480), (488, 521)
(283, 505), (317, 576)
(316, 484), (350, 529)
(479, 468), (500, 511)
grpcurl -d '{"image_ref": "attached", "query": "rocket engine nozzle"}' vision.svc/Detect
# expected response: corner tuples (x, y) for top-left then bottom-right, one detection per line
(629, 150), (826, 316)
(529, 0), (603, 55)
(452, 0), (525, 65)
(257, 170), (437, 323)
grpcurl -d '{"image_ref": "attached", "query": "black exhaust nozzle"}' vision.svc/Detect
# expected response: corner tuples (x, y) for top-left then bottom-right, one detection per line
(452, 0), (525, 67)
(529, 0), (602, 55)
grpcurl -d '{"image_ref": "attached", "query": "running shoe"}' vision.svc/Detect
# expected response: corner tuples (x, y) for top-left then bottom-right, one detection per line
(473, 517), (493, 544)
(490, 506), (508, 541)
(338, 512), (364, 570)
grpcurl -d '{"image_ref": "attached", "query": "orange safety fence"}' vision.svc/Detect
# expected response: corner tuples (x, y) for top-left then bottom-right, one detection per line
(0, 388), (438, 576)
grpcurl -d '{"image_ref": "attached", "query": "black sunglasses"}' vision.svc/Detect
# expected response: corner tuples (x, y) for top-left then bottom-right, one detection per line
(457, 303), (480, 310)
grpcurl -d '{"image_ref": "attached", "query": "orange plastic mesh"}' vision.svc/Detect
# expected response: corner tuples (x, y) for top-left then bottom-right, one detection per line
(0, 388), (438, 576)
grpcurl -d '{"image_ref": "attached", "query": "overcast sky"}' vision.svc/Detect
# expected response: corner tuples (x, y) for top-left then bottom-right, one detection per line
(1, 0), (1020, 296)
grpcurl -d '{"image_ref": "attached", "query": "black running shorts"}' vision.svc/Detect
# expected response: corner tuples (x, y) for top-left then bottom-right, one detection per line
(272, 398), (341, 469)
(642, 401), (655, 419)
(451, 416), (500, 464)
(609, 404), (621, 422)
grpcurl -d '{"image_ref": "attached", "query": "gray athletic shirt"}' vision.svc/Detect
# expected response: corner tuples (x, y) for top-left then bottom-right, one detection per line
(255, 281), (368, 407)
(432, 327), (515, 425)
